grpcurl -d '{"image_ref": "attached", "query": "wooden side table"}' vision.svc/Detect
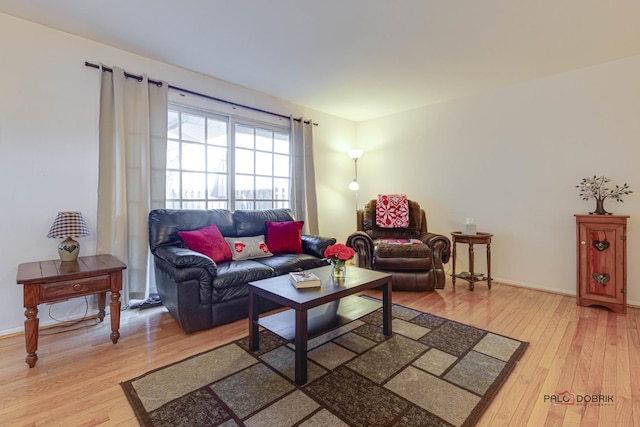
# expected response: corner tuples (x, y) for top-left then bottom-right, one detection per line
(16, 254), (127, 367)
(451, 232), (493, 290)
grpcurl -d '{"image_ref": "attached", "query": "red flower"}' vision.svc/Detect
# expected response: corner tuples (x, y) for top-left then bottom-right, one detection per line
(324, 243), (355, 261)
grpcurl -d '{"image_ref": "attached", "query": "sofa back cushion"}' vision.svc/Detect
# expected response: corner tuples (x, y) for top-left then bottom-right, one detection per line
(233, 209), (296, 237)
(149, 209), (235, 252)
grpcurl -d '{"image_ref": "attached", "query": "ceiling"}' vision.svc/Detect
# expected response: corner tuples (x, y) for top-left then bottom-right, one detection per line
(2, 0), (640, 122)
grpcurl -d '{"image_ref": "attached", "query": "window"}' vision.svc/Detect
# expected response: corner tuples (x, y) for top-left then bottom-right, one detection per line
(166, 104), (291, 210)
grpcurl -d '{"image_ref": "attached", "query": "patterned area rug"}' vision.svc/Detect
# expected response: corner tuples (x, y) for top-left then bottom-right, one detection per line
(121, 298), (528, 426)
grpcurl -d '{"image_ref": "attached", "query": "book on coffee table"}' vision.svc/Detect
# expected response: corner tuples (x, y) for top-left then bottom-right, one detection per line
(289, 271), (321, 288)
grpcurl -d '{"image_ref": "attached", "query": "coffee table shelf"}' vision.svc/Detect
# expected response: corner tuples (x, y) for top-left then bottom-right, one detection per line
(258, 295), (381, 342)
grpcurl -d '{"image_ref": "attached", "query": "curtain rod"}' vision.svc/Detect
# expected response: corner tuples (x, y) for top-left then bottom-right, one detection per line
(84, 61), (316, 125)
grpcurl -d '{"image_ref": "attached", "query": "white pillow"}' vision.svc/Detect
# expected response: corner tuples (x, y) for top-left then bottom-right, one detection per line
(224, 235), (273, 260)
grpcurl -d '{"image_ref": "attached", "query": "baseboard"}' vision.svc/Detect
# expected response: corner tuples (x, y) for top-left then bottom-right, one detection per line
(491, 277), (575, 296)
(0, 313), (101, 339)
(491, 278), (639, 309)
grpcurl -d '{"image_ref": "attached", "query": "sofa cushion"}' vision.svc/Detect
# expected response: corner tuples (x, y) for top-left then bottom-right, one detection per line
(178, 224), (232, 263)
(255, 253), (329, 275)
(234, 209), (296, 237)
(212, 260), (276, 291)
(149, 208), (235, 252)
(210, 260), (277, 303)
(224, 235), (273, 260)
(265, 220), (304, 254)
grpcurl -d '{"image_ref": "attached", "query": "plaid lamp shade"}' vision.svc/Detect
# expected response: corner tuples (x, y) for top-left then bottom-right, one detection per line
(47, 212), (90, 238)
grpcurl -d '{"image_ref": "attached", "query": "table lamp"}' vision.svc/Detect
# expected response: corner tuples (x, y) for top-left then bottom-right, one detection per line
(47, 212), (90, 261)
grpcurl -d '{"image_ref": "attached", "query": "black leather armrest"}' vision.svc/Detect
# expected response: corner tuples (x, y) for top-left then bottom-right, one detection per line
(153, 245), (218, 277)
(301, 235), (337, 259)
(346, 231), (374, 269)
(420, 232), (451, 263)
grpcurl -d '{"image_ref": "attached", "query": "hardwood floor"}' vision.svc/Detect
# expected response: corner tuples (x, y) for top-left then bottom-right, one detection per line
(1, 281), (638, 426)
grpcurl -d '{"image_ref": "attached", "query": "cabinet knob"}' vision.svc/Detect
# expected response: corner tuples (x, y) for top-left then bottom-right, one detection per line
(580, 241), (586, 245)
(73, 283), (82, 291)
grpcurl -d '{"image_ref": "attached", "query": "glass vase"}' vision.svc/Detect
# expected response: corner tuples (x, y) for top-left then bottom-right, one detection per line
(331, 259), (347, 280)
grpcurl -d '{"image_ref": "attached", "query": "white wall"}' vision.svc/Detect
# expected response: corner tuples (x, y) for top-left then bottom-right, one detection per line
(0, 13), (356, 336)
(356, 54), (640, 305)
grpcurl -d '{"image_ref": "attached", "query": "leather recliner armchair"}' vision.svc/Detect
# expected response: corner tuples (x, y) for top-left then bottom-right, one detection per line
(346, 199), (451, 291)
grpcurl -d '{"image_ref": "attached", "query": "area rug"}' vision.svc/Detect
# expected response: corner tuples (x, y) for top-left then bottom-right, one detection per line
(121, 298), (528, 427)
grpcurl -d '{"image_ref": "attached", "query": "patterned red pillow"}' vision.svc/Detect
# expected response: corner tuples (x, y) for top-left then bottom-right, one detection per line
(224, 235), (273, 260)
(376, 194), (410, 228)
(265, 220), (304, 254)
(178, 224), (232, 263)
(377, 238), (423, 245)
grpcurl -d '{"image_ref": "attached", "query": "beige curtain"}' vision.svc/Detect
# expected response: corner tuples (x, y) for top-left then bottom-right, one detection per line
(97, 66), (168, 301)
(291, 118), (319, 235)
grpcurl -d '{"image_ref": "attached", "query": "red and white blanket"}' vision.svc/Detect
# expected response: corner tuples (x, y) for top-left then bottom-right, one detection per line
(376, 194), (409, 228)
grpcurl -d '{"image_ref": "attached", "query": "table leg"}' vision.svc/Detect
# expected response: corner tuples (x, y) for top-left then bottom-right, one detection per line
(109, 291), (121, 344)
(24, 306), (39, 368)
(98, 292), (106, 322)
(294, 309), (308, 385)
(248, 290), (259, 351)
(469, 243), (475, 291)
(451, 241), (457, 286)
(382, 280), (392, 336)
(487, 241), (492, 289)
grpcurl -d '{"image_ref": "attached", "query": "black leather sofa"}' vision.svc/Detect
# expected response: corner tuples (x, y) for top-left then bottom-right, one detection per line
(149, 208), (336, 333)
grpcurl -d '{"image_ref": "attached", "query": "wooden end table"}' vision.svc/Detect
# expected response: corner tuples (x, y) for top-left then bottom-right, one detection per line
(451, 232), (493, 291)
(16, 254), (127, 367)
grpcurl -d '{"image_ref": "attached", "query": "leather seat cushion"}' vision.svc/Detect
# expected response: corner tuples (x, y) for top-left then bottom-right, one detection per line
(255, 254), (328, 276)
(212, 260), (275, 290)
(375, 242), (430, 258)
(374, 243), (431, 271)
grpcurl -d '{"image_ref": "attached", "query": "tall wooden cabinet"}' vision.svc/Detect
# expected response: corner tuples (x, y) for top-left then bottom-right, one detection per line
(575, 214), (628, 314)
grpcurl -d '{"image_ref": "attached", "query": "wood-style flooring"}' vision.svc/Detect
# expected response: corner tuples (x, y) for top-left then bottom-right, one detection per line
(1, 280), (638, 426)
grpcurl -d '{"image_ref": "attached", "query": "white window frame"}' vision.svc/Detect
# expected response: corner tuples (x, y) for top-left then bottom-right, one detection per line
(166, 97), (292, 211)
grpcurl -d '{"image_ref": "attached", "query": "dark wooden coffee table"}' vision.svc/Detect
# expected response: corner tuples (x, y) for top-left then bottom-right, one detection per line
(248, 265), (392, 385)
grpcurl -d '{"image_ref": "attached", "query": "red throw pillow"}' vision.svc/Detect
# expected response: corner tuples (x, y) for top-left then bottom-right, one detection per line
(265, 220), (304, 254)
(178, 224), (232, 263)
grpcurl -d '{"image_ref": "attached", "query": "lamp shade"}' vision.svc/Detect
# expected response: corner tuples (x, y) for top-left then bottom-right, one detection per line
(47, 212), (90, 261)
(47, 212), (90, 238)
(348, 149), (363, 160)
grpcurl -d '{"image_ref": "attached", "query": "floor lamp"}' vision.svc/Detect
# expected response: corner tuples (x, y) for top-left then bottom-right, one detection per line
(348, 149), (363, 211)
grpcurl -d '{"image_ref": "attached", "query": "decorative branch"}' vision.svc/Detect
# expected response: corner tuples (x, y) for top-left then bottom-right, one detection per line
(576, 176), (632, 202)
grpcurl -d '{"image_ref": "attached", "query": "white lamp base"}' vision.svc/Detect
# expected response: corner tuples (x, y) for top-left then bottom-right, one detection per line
(58, 237), (80, 262)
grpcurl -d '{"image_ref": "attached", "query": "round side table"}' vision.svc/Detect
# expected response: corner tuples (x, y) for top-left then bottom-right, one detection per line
(450, 231), (493, 290)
